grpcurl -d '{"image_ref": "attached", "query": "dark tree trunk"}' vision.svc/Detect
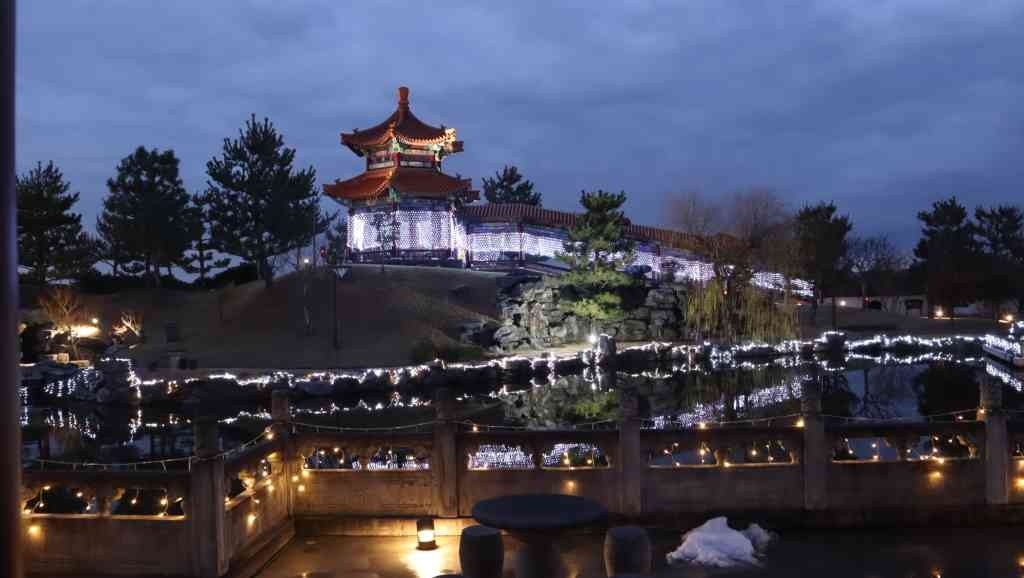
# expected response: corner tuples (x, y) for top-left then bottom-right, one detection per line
(831, 295), (838, 330)
(259, 257), (273, 288)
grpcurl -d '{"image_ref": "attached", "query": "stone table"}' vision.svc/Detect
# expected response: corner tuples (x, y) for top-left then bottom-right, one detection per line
(471, 494), (607, 578)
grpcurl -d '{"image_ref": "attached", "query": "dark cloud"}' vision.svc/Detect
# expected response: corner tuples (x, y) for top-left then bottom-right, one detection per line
(16, 1), (1024, 248)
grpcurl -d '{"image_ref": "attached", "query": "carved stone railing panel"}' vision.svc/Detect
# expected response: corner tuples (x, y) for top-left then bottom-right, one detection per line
(21, 471), (190, 518)
(458, 430), (618, 471)
(641, 427), (803, 468)
(302, 445), (430, 470)
(540, 442), (612, 469)
(292, 432), (432, 462)
(826, 422), (982, 463)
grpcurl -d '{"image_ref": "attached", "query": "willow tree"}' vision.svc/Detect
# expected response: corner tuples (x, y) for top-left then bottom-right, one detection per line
(671, 188), (798, 342)
(557, 189), (635, 328)
(686, 280), (797, 343)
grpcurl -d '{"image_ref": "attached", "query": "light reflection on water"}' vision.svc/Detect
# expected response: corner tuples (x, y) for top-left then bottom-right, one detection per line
(19, 351), (1024, 462)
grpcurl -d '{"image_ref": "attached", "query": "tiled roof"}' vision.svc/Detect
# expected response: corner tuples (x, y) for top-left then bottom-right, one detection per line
(461, 203), (704, 252)
(324, 166), (477, 202)
(341, 87), (460, 154)
(461, 203), (579, 228)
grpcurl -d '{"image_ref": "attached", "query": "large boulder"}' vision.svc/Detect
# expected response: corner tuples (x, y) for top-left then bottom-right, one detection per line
(493, 325), (531, 351)
(644, 286), (677, 308)
(619, 320), (648, 342)
(494, 280), (687, 349)
(650, 308), (677, 327)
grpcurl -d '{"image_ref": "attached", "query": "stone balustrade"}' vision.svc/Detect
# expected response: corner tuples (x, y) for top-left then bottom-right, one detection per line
(19, 373), (1022, 576)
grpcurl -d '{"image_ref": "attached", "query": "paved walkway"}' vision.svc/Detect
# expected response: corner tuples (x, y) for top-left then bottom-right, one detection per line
(256, 527), (1024, 578)
(255, 533), (630, 578)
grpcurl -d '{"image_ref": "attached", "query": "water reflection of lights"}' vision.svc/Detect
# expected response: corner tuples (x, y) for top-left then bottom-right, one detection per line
(986, 362), (1024, 392)
(646, 378), (804, 429)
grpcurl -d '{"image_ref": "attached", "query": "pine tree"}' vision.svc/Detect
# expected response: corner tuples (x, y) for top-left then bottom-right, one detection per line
(558, 190), (635, 326)
(97, 147), (198, 287)
(975, 205), (1024, 261)
(795, 202), (852, 328)
(205, 115), (328, 287)
(482, 165), (542, 206)
(913, 197), (981, 316)
(16, 161), (96, 284)
(181, 192), (230, 286)
(323, 216), (347, 265)
(973, 204), (1024, 316)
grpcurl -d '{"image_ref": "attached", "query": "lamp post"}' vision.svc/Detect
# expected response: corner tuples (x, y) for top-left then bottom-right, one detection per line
(416, 518), (437, 550)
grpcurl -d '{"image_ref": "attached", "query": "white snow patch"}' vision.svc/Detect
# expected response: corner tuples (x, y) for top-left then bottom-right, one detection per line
(741, 523), (774, 551)
(666, 517), (775, 568)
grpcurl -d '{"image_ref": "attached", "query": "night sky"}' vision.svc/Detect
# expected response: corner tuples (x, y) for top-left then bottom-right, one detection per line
(16, 1), (1024, 249)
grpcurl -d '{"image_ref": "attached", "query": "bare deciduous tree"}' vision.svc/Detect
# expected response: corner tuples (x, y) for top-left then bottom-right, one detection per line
(38, 286), (87, 358)
(847, 235), (905, 300)
(669, 188), (800, 341)
(670, 187), (797, 292)
(115, 311), (144, 339)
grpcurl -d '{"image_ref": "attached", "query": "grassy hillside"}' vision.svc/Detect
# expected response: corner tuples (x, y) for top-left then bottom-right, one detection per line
(80, 264), (502, 370)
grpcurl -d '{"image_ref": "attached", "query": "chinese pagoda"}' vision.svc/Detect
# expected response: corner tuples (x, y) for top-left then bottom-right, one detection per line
(324, 86), (478, 263)
(323, 87), (812, 297)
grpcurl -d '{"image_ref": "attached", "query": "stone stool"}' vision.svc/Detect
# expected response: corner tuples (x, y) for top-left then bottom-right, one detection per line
(603, 526), (652, 577)
(459, 525), (504, 578)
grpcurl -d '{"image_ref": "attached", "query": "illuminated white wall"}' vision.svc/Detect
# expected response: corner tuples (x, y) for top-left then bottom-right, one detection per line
(345, 206), (813, 296)
(348, 201), (455, 253)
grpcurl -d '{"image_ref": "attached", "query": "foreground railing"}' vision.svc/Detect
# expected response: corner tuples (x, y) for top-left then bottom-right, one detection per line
(20, 373), (1024, 576)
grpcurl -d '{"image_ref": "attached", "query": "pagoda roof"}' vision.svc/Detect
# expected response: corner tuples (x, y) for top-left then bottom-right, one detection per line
(324, 166), (477, 203)
(341, 87), (462, 155)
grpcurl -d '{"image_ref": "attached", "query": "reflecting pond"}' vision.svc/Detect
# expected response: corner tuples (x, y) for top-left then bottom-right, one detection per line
(19, 347), (1024, 465)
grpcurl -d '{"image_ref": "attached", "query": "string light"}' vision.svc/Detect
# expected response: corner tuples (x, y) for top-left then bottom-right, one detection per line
(469, 444), (533, 470)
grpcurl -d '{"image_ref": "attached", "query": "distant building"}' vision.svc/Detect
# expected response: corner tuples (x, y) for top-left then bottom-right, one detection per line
(324, 86), (811, 297)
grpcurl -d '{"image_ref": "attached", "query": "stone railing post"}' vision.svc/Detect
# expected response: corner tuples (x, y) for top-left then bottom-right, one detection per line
(432, 387), (458, 517)
(94, 484), (116, 517)
(271, 388), (291, 432)
(980, 376), (1008, 505)
(269, 388), (295, 517)
(801, 377), (828, 511)
(618, 386), (643, 516)
(189, 416), (227, 577)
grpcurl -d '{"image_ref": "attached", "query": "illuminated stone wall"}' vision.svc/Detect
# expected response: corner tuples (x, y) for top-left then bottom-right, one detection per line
(494, 279), (686, 351)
